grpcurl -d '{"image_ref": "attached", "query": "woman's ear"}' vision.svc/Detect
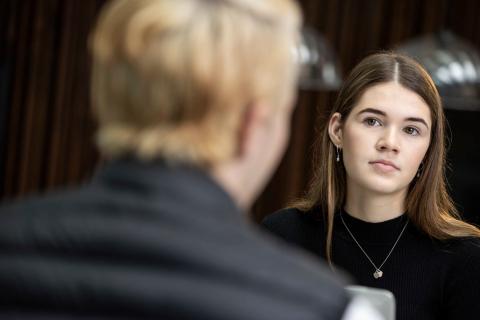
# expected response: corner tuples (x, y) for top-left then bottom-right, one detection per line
(328, 112), (343, 146)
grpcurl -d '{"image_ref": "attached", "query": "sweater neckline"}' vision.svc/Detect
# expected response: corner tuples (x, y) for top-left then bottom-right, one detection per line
(336, 209), (409, 245)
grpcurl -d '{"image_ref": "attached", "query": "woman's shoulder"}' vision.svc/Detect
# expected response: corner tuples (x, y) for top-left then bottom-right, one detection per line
(432, 237), (480, 279)
(444, 237), (480, 259)
(439, 237), (480, 313)
(261, 207), (325, 247)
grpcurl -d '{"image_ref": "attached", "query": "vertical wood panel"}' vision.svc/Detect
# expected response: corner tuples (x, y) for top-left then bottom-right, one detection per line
(2, 0), (104, 199)
(4, 0), (35, 197)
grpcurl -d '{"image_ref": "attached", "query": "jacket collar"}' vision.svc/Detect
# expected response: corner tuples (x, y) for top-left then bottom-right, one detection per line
(92, 157), (243, 222)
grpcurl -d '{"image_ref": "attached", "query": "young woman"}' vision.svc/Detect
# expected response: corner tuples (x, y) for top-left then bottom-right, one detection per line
(263, 52), (480, 320)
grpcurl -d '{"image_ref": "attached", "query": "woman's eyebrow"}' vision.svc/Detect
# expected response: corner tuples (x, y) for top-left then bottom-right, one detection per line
(405, 117), (429, 129)
(357, 107), (386, 116)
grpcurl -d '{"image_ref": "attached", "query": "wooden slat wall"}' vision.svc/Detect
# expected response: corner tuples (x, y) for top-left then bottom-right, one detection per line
(1, 0), (479, 222)
(1, 0), (104, 199)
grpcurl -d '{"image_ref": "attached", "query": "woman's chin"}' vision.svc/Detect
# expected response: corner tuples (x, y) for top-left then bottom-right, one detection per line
(361, 178), (408, 196)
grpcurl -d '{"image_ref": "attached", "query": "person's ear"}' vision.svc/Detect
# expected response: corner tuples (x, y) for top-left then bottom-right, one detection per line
(328, 112), (343, 146)
(236, 102), (270, 157)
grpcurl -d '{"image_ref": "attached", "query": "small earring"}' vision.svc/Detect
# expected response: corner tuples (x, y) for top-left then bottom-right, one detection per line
(416, 163), (423, 178)
(336, 146), (341, 162)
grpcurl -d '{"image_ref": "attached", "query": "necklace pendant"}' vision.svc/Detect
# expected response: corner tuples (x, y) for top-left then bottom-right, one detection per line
(373, 270), (383, 279)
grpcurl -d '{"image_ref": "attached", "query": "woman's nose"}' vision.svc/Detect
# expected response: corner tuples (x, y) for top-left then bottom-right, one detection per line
(375, 128), (400, 153)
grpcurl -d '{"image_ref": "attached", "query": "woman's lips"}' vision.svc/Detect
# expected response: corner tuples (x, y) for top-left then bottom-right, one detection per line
(369, 160), (400, 173)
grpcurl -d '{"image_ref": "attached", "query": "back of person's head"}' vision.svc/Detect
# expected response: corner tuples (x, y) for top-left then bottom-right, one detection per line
(90, 0), (301, 167)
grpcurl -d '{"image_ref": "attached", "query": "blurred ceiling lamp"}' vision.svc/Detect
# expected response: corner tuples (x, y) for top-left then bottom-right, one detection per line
(293, 27), (342, 90)
(397, 31), (480, 111)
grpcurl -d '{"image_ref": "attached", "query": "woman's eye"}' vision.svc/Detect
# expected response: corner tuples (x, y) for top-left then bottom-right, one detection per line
(404, 127), (420, 136)
(364, 118), (380, 127)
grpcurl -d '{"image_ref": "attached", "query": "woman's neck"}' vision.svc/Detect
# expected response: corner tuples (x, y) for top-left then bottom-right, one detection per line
(344, 186), (407, 223)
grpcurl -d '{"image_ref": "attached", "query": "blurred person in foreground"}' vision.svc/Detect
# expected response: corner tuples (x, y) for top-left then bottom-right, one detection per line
(0, 0), (367, 319)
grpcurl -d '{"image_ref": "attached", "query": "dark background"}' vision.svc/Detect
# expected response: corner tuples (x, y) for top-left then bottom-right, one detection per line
(1, 0), (479, 224)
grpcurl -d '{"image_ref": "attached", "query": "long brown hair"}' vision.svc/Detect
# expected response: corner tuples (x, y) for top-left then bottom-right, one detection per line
(294, 52), (480, 264)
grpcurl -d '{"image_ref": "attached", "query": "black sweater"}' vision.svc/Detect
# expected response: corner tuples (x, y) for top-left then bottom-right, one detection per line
(262, 208), (480, 320)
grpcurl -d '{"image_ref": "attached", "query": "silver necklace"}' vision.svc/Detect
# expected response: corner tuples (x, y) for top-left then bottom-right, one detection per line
(340, 213), (409, 279)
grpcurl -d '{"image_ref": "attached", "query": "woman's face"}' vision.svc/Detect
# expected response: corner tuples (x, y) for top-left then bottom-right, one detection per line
(329, 81), (432, 196)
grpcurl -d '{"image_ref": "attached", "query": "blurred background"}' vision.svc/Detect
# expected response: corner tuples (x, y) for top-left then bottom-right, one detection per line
(1, 0), (479, 225)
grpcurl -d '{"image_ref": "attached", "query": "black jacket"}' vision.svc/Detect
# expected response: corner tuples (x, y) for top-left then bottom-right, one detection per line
(0, 159), (349, 319)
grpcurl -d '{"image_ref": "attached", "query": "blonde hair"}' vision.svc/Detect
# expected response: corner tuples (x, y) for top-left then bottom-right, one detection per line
(90, 0), (301, 166)
(294, 52), (480, 265)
